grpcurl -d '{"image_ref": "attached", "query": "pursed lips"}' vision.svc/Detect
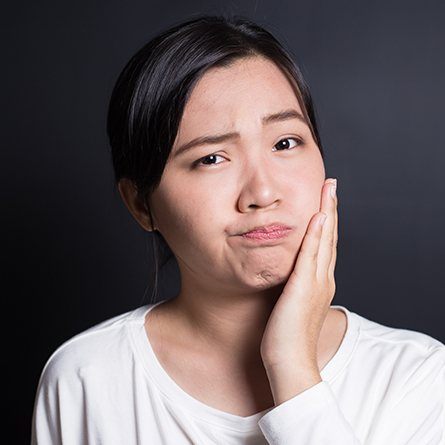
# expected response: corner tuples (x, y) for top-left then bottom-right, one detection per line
(238, 223), (293, 236)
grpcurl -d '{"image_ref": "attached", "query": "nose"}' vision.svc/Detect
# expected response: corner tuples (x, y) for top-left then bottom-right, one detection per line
(236, 156), (281, 213)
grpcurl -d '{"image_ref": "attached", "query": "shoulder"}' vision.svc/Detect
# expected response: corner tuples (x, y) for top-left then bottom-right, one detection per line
(355, 310), (445, 351)
(36, 307), (143, 388)
(351, 309), (445, 384)
(31, 306), (150, 444)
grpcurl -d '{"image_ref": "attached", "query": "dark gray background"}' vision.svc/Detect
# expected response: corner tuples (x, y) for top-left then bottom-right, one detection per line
(3, 0), (444, 441)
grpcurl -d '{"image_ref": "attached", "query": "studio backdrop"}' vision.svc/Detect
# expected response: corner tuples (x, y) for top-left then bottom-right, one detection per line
(3, 1), (444, 443)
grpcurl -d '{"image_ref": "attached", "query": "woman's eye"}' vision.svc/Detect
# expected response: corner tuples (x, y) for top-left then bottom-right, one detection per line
(193, 154), (226, 168)
(193, 137), (304, 168)
(272, 137), (303, 152)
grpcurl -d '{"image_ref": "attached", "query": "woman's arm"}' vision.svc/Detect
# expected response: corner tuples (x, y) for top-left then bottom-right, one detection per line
(258, 346), (445, 445)
(258, 178), (445, 444)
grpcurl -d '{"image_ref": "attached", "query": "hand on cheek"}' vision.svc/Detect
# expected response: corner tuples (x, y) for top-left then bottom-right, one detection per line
(260, 177), (339, 370)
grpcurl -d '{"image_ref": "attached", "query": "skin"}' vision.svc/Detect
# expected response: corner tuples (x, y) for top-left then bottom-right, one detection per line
(118, 55), (344, 411)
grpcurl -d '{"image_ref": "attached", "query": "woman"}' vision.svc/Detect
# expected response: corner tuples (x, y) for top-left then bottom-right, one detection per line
(31, 14), (445, 445)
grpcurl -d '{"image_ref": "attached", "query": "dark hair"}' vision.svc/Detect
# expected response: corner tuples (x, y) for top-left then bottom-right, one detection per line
(107, 13), (324, 304)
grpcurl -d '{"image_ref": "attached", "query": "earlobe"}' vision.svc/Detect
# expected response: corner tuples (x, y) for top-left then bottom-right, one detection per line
(117, 178), (153, 232)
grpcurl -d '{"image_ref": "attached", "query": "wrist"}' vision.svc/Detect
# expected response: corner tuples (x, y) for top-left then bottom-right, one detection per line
(264, 362), (322, 406)
(262, 352), (318, 372)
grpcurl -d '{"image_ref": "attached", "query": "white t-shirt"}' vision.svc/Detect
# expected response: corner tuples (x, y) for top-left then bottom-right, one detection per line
(31, 300), (445, 444)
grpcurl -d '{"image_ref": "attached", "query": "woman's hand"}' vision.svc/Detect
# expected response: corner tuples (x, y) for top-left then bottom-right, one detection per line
(260, 178), (338, 373)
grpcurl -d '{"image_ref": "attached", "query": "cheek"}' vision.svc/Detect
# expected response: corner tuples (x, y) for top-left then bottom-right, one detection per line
(291, 175), (324, 232)
(295, 195), (317, 233)
(150, 185), (221, 257)
(155, 196), (200, 238)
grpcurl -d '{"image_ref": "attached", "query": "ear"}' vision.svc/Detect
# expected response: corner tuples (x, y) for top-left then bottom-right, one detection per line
(118, 178), (154, 232)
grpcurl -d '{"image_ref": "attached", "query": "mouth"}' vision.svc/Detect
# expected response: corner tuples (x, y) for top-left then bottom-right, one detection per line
(237, 223), (293, 241)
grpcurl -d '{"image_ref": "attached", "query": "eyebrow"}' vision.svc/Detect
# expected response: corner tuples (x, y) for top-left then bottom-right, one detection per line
(173, 108), (308, 158)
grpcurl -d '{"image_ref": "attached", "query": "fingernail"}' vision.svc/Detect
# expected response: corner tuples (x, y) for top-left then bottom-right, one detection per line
(330, 179), (337, 198)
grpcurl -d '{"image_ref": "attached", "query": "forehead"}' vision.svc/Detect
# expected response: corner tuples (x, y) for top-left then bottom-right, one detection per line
(177, 56), (304, 136)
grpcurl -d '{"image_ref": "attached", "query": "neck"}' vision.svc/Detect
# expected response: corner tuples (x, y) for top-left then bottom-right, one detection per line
(162, 282), (288, 366)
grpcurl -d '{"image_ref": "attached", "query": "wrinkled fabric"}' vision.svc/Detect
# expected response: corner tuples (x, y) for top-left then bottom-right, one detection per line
(31, 301), (445, 444)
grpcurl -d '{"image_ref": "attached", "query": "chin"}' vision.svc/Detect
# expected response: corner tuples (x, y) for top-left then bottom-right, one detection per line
(240, 266), (292, 290)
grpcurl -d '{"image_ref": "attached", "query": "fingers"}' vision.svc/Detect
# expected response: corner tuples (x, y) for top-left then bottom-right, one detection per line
(287, 177), (338, 296)
(328, 183), (338, 281)
(291, 211), (327, 282)
(316, 178), (337, 282)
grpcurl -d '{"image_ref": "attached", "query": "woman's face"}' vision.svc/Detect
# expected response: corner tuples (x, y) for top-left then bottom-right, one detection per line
(149, 56), (326, 293)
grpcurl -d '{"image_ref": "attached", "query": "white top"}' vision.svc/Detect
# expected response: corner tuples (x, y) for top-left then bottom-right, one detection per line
(31, 301), (445, 444)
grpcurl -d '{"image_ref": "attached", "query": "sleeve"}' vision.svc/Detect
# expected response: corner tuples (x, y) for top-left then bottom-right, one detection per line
(257, 346), (445, 445)
(30, 354), (87, 445)
(31, 366), (62, 445)
(257, 380), (362, 444)
(364, 346), (445, 444)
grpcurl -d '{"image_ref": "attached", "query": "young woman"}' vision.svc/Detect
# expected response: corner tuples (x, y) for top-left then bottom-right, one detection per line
(31, 14), (445, 445)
